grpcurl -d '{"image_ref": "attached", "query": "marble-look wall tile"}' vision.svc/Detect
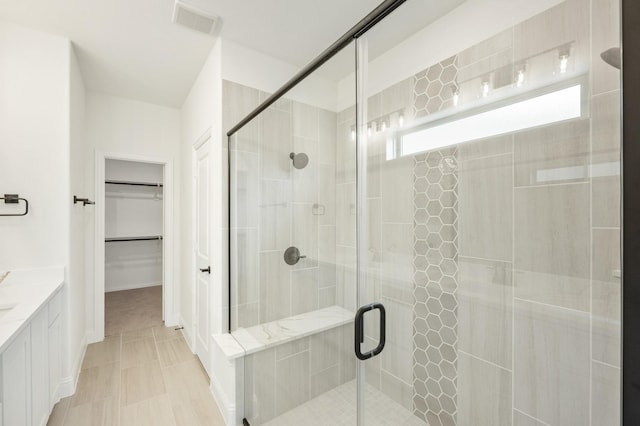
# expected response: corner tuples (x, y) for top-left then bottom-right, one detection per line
(223, 80), (260, 152)
(318, 225), (336, 288)
(593, 175), (620, 228)
(381, 156), (414, 224)
(458, 351), (512, 426)
(458, 29), (513, 69)
(592, 0), (621, 94)
(513, 0), (589, 68)
(318, 165), (336, 226)
(381, 297), (413, 385)
(310, 365), (340, 399)
(591, 361), (621, 425)
(231, 150), (260, 228)
(233, 228), (259, 306)
(458, 152), (512, 261)
(336, 182), (356, 247)
(381, 370), (413, 412)
(336, 121), (356, 184)
(514, 299), (590, 426)
(592, 229), (621, 366)
(318, 109), (337, 164)
(514, 184), (590, 311)
(292, 101), (318, 139)
(245, 348), (276, 423)
(259, 251), (291, 323)
(292, 136), (318, 204)
(275, 350), (310, 415)
(292, 203), (319, 269)
(259, 179), (290, 251)
(458, 257), (512, 369)
(291, 268), (319, 316)
(513, 410), (547, 426)
(261, 108), (292, 181)
(514, 120), (590, 187)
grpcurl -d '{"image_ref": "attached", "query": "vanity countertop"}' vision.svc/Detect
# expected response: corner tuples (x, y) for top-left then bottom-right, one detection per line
(0, 267), (64, 353)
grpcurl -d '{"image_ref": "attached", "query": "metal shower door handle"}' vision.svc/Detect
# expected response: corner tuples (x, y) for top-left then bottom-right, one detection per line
(354, 302), (386, 360)
(200, 266), (211, 274)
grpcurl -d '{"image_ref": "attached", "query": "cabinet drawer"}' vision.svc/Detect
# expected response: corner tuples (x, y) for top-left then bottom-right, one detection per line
(48, 290), (61, 325)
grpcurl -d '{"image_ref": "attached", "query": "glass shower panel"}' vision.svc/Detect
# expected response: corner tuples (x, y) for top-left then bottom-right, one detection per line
(230, 42), (357, 425)
(357, 0), (621, 425)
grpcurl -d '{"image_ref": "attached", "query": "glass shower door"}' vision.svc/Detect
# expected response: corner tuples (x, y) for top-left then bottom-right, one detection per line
(354, 0), (621, 425)
(229, 43), (359, 425)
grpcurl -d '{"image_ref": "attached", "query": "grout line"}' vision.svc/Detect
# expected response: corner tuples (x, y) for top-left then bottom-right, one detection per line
(514, 180), (590, 189)
(511, 130), (516, 426)
(513, 297), (591, 315)
(514, 408), (553, 426)
(592, 358), (620, 370)
(458, 349), (512, 373)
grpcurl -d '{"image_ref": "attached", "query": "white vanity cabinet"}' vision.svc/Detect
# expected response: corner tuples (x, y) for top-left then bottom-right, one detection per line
(0, 288), (62, 426)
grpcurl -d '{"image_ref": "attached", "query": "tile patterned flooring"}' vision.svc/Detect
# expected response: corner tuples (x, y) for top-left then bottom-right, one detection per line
(47, 286), (225, 426)
(262, 381), (427, 426)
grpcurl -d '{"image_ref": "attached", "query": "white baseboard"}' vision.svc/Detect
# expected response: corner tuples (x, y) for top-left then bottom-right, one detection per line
(179, 316), (194, 352)
(105, 281), (161, 293)
(210, 375), (236, 426)
(60, 334), (87, 398)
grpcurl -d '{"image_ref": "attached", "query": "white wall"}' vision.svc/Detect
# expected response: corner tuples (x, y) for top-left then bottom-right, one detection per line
(221, 39), (338, 112)
(0, 21), (70, 270)
(68, 43), (87, 393)
(85, 92), (181, 337)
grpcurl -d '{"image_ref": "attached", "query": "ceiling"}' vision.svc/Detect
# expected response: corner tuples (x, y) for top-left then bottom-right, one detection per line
(0, 0), (464, 107)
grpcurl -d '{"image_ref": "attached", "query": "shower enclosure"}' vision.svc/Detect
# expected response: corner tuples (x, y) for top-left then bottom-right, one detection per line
(228, 0), (622, 424)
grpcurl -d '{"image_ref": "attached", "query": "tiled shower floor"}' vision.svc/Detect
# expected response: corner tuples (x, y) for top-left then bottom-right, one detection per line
(262, 380), (427, 426)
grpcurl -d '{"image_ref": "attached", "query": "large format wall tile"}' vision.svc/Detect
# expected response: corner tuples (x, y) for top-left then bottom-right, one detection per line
(291, 268), (319, 316)
(222, 80), (260, 152)
(458, 351), (512, 426)
(592, 0), (621, 95)
(514, 120), (590, 187)
(381, 156), (414, 224)
(592, 229), (621, 366)
(230, 150), (260, 228)
(291, 203), (319, 269)
(261, 108), (292, 181)
(259, 251), (291, 323)
(275, 349), (310, 415)
(591, 361), (620, 425)
(458, 152), (512, 261)
(514, 300), (590, 426)
(259, 179), (290, 251)
(458, 257), (512, 369)
(514, 183), (590, 311)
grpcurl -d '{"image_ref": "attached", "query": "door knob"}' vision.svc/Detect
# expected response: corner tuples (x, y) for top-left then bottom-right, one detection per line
(200, 266), (211, 274)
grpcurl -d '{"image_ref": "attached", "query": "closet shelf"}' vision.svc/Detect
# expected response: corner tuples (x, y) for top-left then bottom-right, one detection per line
(105, 236), (163, 242)
(105, 180), (163, 188)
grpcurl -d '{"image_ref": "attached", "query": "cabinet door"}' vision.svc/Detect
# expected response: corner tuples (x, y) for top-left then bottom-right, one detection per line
(31, 308), (49, 426)
(2, 326), (31, 426)
(48, 314), (61, 410)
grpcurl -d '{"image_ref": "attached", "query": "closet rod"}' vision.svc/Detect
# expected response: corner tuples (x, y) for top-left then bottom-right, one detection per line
(105, 236), (163, 242)
(105, 180), (163, 188)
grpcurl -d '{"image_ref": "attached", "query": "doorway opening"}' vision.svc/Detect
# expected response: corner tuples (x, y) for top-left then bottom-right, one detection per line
(92, 152), (175, 342)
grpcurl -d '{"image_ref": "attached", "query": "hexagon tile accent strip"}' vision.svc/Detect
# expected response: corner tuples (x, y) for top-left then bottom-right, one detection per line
(412, 147), (459, 426)
(413, 55), (458, 119)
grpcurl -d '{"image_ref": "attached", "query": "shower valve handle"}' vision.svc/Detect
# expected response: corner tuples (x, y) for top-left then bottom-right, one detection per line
(284, 246), (306, 265)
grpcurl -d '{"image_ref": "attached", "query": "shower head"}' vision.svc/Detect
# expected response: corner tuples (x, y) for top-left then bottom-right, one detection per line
(600, 47), (621, 70)
(289, 152), (309, 169)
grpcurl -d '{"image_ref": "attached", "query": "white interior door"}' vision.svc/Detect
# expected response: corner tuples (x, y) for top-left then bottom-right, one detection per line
(195, 138), (211, 376)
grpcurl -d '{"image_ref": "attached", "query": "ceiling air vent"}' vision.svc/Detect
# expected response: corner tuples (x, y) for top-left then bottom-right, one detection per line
(172, 1), (220, 35)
